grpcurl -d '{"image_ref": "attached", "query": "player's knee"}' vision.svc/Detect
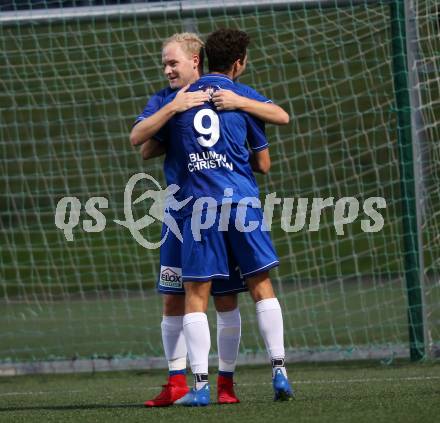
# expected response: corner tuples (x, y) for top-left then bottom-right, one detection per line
(214, 294), (238, 312)
(162, 294), (185, 316)
(246, 272), (275, 302)
(184, 282), (211, 312)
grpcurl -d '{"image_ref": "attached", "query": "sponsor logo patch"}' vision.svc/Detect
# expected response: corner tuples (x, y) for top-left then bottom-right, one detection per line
(159, 266), (183, 288)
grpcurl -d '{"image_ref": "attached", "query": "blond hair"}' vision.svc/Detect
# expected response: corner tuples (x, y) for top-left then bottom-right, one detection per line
(162, 32), (204, 61)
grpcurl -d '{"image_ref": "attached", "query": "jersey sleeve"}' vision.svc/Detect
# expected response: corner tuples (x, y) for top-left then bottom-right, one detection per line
(153, 123), (169, 144)
(133, 94), (164, 127)
(234, 82), (273, 103)
(245, 115), (268, 151)
(151, 91), (178, 144)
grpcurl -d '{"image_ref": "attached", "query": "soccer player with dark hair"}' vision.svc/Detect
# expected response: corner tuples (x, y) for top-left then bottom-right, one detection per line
(131, 31), (290, 407)
(151, 29), (294, 406)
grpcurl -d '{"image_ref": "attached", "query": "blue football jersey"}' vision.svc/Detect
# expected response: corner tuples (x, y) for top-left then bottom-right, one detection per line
(233, 82), (273, 105)
(134, 86), (176, 125)
(154, 74), (270, 216)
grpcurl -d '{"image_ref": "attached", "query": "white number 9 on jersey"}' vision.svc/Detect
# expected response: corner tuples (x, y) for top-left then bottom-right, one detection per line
(193, 109), (220, 148)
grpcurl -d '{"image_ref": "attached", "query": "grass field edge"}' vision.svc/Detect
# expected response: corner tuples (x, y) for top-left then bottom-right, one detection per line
(0, 345), (415, 376)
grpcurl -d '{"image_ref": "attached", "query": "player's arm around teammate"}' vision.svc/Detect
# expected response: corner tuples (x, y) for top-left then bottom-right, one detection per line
(139, 89), (289, 161)
(134, 42), (290, 160)
(212, 88), (289, 125)
(130, 85), (209, 147)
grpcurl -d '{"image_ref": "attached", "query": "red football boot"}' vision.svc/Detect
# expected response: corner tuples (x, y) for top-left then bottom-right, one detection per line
(217, 374), (240, 404)
(144, 374), (189, 407)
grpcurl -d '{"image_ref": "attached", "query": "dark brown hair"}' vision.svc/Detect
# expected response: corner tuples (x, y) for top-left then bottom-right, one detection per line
(205, 28), (250, 73)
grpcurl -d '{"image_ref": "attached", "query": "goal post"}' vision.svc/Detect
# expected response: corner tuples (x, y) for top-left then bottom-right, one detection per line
(390, 0), (426, 361)
(1, 0), (439, 374)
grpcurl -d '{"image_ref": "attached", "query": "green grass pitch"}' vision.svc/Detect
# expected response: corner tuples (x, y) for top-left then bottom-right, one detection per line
(0, 361), (439, 423)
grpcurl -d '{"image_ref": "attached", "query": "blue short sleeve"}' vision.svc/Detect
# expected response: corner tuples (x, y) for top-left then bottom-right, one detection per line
(150, 89), (179, 144)
(133, 87), (175, 127)
(133, 94), (163, 127)
(245, 115), (268, 151)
